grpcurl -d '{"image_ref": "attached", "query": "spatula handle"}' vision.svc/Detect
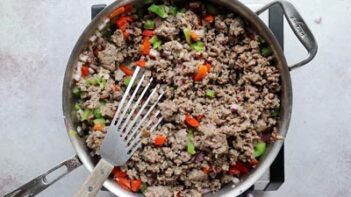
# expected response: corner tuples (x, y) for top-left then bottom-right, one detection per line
(75, 158), (114, 197)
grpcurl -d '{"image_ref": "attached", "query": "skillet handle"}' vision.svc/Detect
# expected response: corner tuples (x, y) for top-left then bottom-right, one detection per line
(75, 158), (114, 197)
(4, 155), (82, 197)
(256, 0), (318, 71)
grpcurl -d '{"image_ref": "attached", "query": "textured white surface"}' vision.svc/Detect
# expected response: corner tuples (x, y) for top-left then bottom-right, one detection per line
(0, 0), (350, 197)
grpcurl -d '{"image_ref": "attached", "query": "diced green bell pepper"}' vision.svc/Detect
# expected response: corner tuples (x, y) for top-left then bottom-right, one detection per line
(254, 142), (267, 157)
(169, 6), (178, 15)
(191, 41), (205, 52)
(144, 20), (155, 29)
(150, 35), (162, 49)
(182, 28), (192, 44)
(72, 86), (81, 97)
(261, 47), (273, 57)
(206, 89), (215, 98)
(140, 183), (148, 193)
(148, 4), (168, 19)
(93, 108), (103, 118)
(93, 118), (106, 127)
(187, 130), (196, 155)
(81, 110), (91, 121)
(124, 76), (132, 86)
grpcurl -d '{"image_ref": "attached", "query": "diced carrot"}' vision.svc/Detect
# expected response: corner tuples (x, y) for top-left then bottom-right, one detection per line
(154, 135), (166, 146)
(190, 31), (199, 41)
(119, 64), (133, 76)
(110, 6), (125, 18)
(124, 4), (133, 13)
(114, 84), (121, 91)
(115, 16), (133, 31)
(204, 15), (214, 23)
(123, 31), (130, 39)
(93, 123), (103, 131)
(195, 114), (204, 122)
(204, 63), (211, 72)
(229, 162), (249, 176)
(135, 60), (146, 68)
(116, 177), (131, 190)
(142, 30), (154, 37)
(193, 65), (208, 81)
(141, 37), (151, 55)
(202, 166), (211, 174)
(130, 179), (142, 192)
(248, 159), (259, 166)
(81, 65), (89, 77)
(185, 115), (200, 128)
(112, 167), (127, 178)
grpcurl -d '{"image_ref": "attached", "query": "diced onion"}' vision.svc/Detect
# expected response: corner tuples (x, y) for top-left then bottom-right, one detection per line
(88, 67), (95, 74)
(231, 103), (240, 112)
(89, 35), (97, 42)
(79, 54), (89, 62)
(149, 49), (160, 57)
(73, 74), (81, 81)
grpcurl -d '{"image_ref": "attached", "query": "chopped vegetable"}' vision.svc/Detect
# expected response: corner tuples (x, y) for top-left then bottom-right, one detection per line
(142, 30), (154, 37)
(190, 31), (199, 41)
(144, 20), (155, 29)
(124, 4), (133, 13)
(124, 76), (132, 86)
(93, 108), (102, 118)
(186, 131), (196, 155)
(258, 36), (266, 44)
(148, 4), (168, 18)
(140, 183), (148, 193)
(93, 123), (103, 131)
(206, 89), (215, 98)
(185, 115), (200, 127)
(206, 3), (218, 15)
(115, 16), (133, 31)
(119, 64), (133, 76)
(204, 63), (211, 72)
(150, 35), (162, 49)
(169, 6), (178, 15)
(131, 179), (142, 192)
(271, 108), (280, 117)
(204, 15), (214, 23)
(202, 166), (211, 174)
(74, 103), (81, 111)
(143, 0), (153, 4)
(81, 65), (89, 77)
(112, 167), (127, 178)
(191, 41), (205, 52)
(182, 28), (192, 44)
(81, 110), (91, 121)
(193, 65), (208, 81)
(86, 78), (98, 86)
(195, 114), (204, 122)
(254, 142), (266, 157)
(109, 6), (125, 18)
(72, 86), (80, 97)
(248, 159), (259, 166)
(154, 135), (166, 146)
(136, 60), (146, 68)
(96, 77), (107, 89)
(261, 46), (272, 57)
(116, 177), (131, 190)
(141, 37), (151, 55)
(93, 118), (106, 127)
(229, 162), (249, 176)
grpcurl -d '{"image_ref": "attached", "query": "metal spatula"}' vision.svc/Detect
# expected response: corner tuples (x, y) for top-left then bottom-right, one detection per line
(75, 66), (163, 197)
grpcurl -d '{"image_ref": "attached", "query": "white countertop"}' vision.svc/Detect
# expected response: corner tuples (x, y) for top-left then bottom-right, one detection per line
(0, 0), (350, 196)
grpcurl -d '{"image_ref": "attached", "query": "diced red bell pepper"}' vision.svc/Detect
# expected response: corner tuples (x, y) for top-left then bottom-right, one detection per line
(112, 167), (127, 178)
(130, 179), (142, 192)
(116, 177), (131, 191)
(142, 30), (154, 37)
(81, 65), (89, 77)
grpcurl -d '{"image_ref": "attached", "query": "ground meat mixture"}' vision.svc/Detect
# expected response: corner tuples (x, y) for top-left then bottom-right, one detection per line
(71, 1), (282, 196)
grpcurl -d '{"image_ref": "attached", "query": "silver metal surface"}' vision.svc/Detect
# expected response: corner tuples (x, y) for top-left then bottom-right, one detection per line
(4, 0), (317, 196)
(101, 67), (163, 166)
(256, 1), (318, 70)
(4, 156), (82, 197)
